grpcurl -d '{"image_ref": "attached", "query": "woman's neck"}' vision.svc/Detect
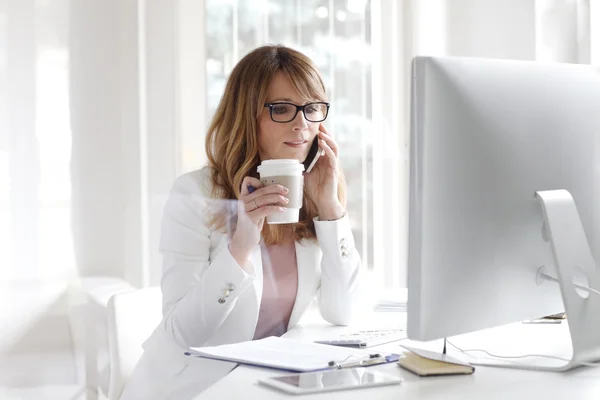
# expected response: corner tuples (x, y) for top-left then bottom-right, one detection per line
(269, 227), (295, 246)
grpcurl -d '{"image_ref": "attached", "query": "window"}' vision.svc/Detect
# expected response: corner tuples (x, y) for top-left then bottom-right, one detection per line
(0, 6), (8, 275)
(0, 0), (74, 280)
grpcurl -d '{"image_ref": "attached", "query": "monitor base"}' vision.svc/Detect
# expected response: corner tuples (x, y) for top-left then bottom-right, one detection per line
(528, 190), (600, 370)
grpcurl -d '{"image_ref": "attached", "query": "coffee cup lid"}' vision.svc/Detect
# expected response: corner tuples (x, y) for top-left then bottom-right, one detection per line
(257, 159), (305, 174)
(259, 159), (303, 166)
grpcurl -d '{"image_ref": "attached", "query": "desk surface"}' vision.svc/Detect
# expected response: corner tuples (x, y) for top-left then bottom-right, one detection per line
(189, 307), (600, 400)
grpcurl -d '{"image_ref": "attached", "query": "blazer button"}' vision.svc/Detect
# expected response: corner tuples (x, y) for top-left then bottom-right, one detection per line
(228, 283), (235, 291)
(341, 251), (349, 259)
(218, 297), (226, 304)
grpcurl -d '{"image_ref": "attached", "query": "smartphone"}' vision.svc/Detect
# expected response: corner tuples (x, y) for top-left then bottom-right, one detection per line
(303, 136), (324, 173)
(258, 367), (402, 395)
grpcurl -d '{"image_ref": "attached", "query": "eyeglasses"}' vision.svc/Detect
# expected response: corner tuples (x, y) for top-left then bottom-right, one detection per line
(264, 102), (330, 123)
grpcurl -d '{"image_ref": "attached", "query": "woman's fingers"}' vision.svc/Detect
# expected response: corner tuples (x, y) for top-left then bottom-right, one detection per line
(240, 176), (263, 196)
(239, 176), (289, 223)
(247, 205), (287, 221)
(243, 193), (289, 212)
(232, 177), (286, 254)
(318, 138), (338, 171)
(319, 124), (339, 157)
(245, 184), (288, 203)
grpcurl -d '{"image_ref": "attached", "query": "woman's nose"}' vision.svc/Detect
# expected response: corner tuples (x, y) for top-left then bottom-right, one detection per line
(291, 109), (308, 129)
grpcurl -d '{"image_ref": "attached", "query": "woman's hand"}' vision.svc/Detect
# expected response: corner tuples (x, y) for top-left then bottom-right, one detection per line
(228, 177), (289, 268)
(304, 123), (345, 221)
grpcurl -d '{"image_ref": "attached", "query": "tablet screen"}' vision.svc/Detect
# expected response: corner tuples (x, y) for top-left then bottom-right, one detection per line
(270, 368), (399, 389)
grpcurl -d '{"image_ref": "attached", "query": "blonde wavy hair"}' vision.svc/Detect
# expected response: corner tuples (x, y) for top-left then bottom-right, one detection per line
(205, 45), (346, 245)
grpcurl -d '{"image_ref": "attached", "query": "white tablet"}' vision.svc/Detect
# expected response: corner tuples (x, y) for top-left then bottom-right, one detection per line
(258, 367), (403, 395)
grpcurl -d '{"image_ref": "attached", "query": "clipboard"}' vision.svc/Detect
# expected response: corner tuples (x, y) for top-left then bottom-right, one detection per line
(185, 336), (401, 373)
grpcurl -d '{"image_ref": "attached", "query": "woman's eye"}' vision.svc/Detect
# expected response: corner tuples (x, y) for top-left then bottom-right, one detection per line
(273, 106), (290, 114)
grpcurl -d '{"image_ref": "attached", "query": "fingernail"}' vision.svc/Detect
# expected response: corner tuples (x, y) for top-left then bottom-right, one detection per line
(282, 187), (289, 193)
(283, 197), (289, 203)
(247, 185), (256, 193)
(279, 207), (287, 211)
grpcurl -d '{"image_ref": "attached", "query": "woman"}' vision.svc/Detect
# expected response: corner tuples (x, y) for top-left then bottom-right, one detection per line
(121, 45), (363, 399)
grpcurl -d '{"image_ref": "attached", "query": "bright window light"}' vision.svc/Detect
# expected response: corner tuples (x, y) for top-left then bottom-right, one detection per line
(316, 6), (328, 19)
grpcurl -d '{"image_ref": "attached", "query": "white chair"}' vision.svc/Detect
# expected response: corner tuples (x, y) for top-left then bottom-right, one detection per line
(106, 287), (162, 400)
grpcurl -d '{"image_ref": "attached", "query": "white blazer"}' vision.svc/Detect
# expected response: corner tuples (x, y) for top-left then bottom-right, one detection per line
(121, 167), (364, 399)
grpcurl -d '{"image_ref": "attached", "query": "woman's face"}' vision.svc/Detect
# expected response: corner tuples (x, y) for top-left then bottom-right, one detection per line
(257, 72), (322, 162)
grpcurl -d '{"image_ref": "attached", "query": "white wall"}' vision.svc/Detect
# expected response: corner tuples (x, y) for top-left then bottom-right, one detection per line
(69, 0), (183, 287)
(446, 0), (536, 60)
(6, 0), (38, 280)
(592, 0), (600, 65)
(69, 0), (141, 281)
(177, 0), (208, 172)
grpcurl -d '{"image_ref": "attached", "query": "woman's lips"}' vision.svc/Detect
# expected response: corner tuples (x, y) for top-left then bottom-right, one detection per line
(284, 141), (308, 148)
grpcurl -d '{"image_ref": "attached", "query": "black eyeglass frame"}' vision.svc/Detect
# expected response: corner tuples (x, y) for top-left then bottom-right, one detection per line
(263, 102), (330, 123)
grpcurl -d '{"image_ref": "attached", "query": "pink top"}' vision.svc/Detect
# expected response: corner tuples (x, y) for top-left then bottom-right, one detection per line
(253, 239), (299, 340)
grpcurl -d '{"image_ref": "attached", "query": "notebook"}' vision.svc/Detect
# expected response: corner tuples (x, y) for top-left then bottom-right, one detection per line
(398, 346), (475, 377)
(187, 336), (400, 372)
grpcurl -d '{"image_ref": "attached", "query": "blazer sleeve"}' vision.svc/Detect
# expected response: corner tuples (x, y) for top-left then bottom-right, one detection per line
(313, 214), (364, 325)
(157, 169), (257, 348)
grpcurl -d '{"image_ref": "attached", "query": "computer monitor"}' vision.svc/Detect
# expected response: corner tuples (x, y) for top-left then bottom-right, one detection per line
(407, 56), (600, 367)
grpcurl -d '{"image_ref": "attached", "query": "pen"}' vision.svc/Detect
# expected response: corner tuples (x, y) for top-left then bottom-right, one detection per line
(522, 319), (562, 324)
(327, 353), (400, 369)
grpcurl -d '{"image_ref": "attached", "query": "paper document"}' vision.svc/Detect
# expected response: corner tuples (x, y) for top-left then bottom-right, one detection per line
(374, 289), (408, 312)
(189, 337), (384, 372)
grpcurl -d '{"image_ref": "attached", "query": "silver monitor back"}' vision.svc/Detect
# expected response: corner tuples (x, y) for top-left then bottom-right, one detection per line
(407, 56), (600, 341)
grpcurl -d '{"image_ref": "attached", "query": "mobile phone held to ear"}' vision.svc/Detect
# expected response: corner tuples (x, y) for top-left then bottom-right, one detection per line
(303, 137), (324, 173)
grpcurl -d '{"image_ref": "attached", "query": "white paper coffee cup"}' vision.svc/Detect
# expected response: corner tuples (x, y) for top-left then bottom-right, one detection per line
(257, 159), (305, 224)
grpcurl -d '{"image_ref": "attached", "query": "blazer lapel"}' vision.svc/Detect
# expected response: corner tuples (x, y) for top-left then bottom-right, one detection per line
(287, 239), (322, 328)
(242, 243), (263, 339)
(248, 243), (263, 297)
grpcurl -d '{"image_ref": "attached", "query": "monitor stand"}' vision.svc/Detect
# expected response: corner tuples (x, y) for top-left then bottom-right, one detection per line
(471, 189), (600, 372)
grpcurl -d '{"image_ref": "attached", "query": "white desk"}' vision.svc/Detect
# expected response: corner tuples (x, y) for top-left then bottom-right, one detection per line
(189, 308), (600, 400)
